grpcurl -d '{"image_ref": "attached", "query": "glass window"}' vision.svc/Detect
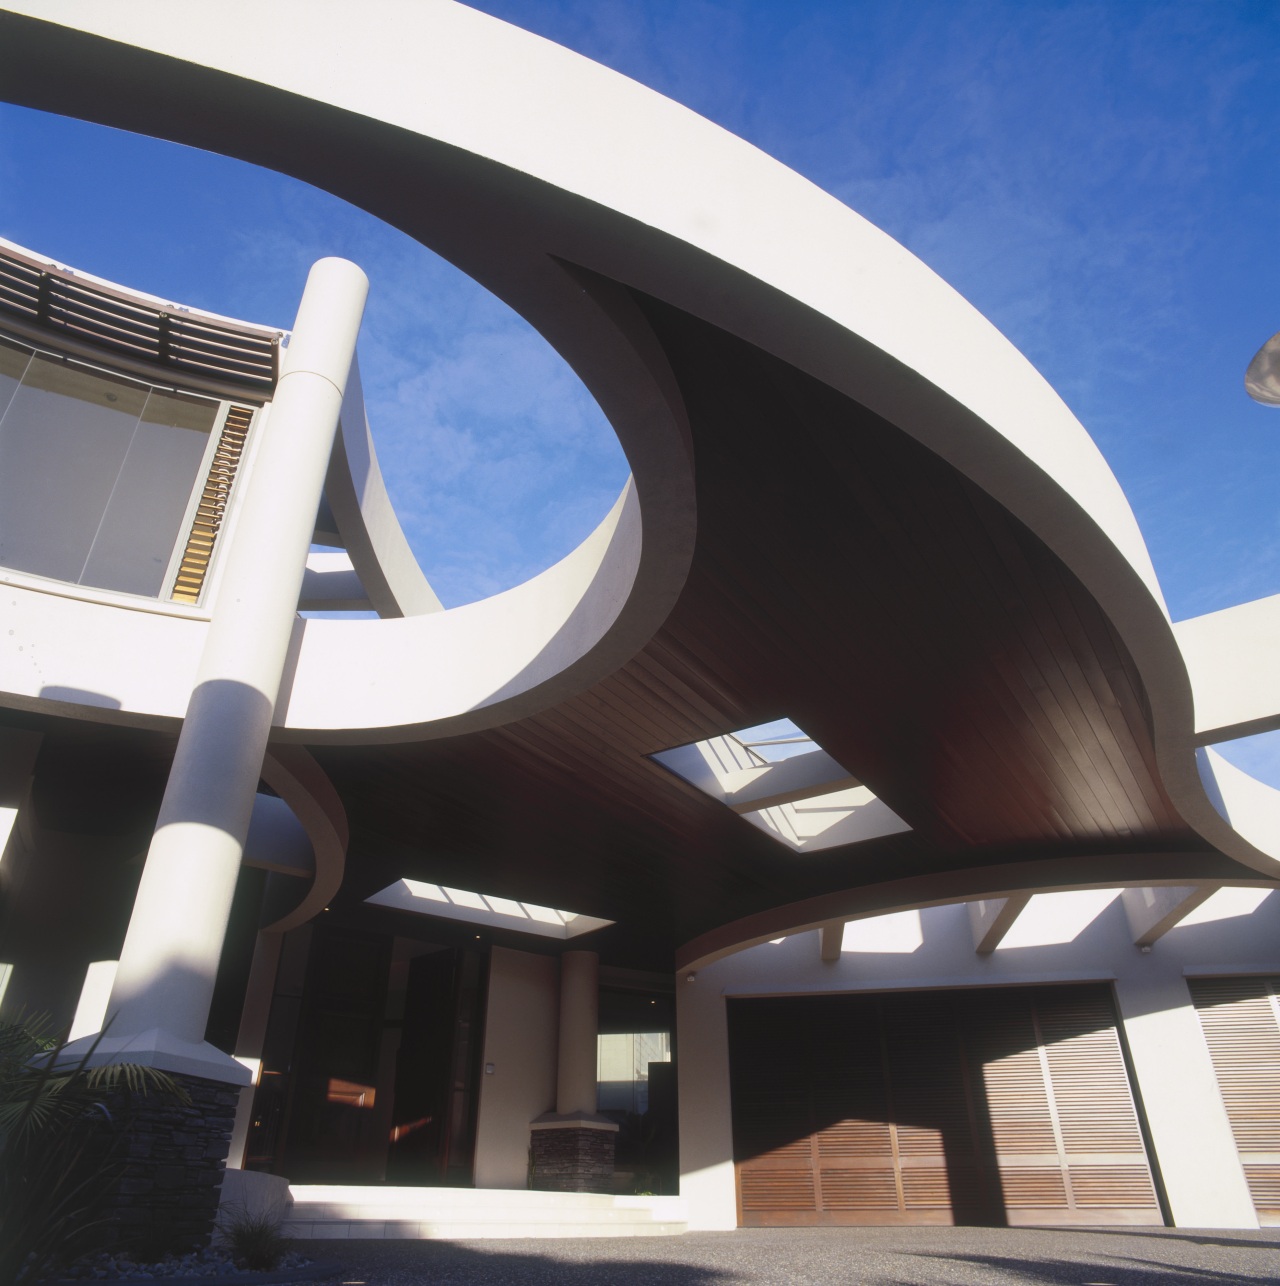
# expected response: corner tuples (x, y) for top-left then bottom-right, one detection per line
(81, 389), (219, 597)
(0, 348), (219, 597)
(597, 1030), (671, 1115)
(0, 336), (31, 426)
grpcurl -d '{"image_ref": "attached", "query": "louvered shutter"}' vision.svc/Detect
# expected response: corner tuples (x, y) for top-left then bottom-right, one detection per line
(1189, 975), (1280, 1224)
(813, 996), (897, 1216)
(968, 988), (1067, 1213)
(1035, 988), (1158, 1215)
(729, 996), (820, 1223)
(882, 993), (986, 1220)
(169, 404), (253, 604)
(728, 984), (1160, 1227)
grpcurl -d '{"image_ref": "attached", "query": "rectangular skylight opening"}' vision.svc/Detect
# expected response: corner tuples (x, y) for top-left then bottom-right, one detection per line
(732, 718), (816, 764)
(651, 718), (910, 852)
(996, 889), (1123, 949)
(1172, 886), (1273, 928)
(366, 879), (613, 940)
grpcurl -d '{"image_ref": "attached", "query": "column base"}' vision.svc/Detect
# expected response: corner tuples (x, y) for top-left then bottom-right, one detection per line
(530, 1114), (619, 1194)
(57, 1028), (252, 1085)
(97, 1070), (240, 1256)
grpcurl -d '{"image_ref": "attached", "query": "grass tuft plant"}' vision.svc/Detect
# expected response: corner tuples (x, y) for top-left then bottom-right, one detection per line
(217, 1204), (291, 1272)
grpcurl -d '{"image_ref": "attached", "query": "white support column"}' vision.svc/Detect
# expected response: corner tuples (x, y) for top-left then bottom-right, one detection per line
(69, 961), (119, 1041)
(556, 949), (600, 1116)
(0, 726), (40, 892)
(72, 259), (368, 1082)
(676, 969), (737, 1229)
(1121, 885), (1216, 946)
(0, 728), (40, 1022)
(1113, 973), (1258, 1227)
(224, 931), (286, 1167)
(530, 948), (616, 1191)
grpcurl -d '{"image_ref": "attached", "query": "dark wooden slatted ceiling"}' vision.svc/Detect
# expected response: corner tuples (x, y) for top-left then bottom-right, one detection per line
(2, 291), (1240, 970)
(309, 293), (1229, 967)
(0, 15), (1251, 975)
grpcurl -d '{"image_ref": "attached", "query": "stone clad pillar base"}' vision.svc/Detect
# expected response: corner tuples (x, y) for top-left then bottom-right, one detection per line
(99, 1072), (239, 1256)
(530, 1114), (619, 1193)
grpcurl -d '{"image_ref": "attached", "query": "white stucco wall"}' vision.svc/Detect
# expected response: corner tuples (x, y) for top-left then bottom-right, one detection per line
(473, 946), (559, 1190)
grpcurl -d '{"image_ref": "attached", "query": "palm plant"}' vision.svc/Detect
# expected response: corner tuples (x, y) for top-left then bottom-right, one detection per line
(0, 1015), (184, 1286)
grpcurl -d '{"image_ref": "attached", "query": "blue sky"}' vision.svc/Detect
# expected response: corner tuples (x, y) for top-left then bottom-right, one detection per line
(1, 1), (1278, 768)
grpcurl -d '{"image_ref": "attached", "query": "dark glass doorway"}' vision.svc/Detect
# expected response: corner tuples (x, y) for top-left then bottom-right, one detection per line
(244, 925), (487, 1185)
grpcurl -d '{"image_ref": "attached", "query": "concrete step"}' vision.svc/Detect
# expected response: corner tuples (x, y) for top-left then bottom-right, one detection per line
(283, 1186), (688, 1240)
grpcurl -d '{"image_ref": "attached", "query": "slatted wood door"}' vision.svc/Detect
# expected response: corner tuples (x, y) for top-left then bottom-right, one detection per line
(728, 985), (1160, 1226)
(1189, 975), (1280, 1225)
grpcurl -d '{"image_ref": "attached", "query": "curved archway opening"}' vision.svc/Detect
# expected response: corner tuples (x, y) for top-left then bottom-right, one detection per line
(0, 103), (630, 607)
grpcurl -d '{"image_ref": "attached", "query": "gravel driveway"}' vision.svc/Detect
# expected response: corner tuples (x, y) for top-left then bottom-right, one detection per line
(292, 1225), (1280, 1285)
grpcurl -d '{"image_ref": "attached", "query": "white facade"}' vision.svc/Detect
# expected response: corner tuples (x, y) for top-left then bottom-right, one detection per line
(0, 0), (1277, 1242)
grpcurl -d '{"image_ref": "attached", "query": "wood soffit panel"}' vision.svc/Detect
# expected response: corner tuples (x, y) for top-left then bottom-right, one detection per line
(0, 296), (1228, 970)
(308, 296), (1219, 968)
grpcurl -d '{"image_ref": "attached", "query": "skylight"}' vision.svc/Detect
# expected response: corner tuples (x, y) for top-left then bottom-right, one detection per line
(651, 718), (910, 853)
(1170, 886), (1273, 928)
(731, 718), (819, 763)
(996, 889), (1122, 949)
(839, 909), (924, 954)
(365, 879), (613, 940)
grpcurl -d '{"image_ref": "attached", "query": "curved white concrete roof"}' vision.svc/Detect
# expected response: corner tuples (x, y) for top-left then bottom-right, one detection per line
(1, 0), (1278, 882)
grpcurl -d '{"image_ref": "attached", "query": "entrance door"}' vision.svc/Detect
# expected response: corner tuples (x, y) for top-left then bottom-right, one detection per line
(386, 947), (487, 1186)
(258, 928), (487, 1186)
(728, 985), (1160, 1226)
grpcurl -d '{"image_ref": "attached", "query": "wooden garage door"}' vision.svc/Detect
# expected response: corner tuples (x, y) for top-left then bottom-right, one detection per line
(728, 985), (1160, 1226)
(1189, 975), (1280, 1225)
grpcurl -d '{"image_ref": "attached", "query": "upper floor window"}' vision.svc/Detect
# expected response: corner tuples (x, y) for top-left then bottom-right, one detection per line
(0, 333), (242, 602)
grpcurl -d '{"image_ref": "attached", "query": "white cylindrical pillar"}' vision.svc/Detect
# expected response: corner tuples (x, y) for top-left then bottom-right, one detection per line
(83, 259), (368, 1079)
(556, 949), (600, 1116)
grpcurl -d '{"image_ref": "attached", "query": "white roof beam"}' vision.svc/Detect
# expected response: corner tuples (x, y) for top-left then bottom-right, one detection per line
(969, 894), (1031, 954)
(721, 748), (860, 814)
(1174, 594), (1280, 742)
(325, 359), (443, 618)
(241, 793), (315, 879)
(819, 920), (844, 962)
(299, 550), (372, 611)
(1121, 885), (1218, 946)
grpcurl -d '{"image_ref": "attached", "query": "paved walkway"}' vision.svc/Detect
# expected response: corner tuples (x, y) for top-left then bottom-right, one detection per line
(295, 1226), (1280, 1285)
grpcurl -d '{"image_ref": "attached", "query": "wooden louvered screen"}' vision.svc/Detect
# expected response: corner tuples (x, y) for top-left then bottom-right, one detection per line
(1189, 975), (1280, 1225)
(728, 985), (1160, 1227)
(0, 244), (278, 395)
(169, 404), (254, 604)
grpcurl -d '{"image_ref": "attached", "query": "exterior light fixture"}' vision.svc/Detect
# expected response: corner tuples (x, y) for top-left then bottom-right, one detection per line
(1246, 331), (1280, 406)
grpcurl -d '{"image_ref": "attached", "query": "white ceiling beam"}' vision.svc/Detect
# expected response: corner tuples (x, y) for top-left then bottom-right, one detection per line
(721, 748), (859, 813)
(819, 921), (844, 962)
(1121, 885), (1217, 946)
(299, 550), (372, 611)
(969, 894), (1031, 954)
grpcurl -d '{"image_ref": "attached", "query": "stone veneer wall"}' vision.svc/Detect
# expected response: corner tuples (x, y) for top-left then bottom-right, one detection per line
(98, 1071), (239, 1254)
(530, 1125), (616, 1193)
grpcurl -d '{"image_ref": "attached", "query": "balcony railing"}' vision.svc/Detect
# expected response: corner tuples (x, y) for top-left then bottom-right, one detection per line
(0, 244), (278, 395)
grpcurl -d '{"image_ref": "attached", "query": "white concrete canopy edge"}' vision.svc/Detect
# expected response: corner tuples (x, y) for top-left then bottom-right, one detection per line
(3, 1), (1280, 878)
